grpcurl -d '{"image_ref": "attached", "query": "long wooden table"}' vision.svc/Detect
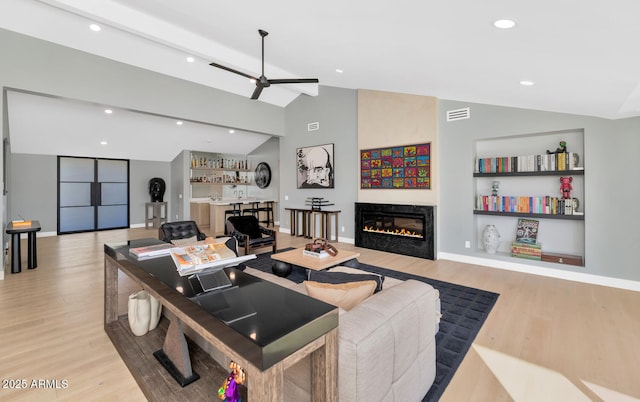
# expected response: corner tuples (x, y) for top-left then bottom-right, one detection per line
(104, 239), (338, 401)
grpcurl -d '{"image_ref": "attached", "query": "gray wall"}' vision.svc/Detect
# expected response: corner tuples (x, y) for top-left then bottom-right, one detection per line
(8, 153), (172, 232)
(248, 137), (280, 221)
(439, 99), (640, 281)
(130, 159), (172, 224)
(281, 86), (358, 239)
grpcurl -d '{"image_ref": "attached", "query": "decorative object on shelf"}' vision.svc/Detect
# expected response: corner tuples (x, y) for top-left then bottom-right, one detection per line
(491, 180), (500, 196)
(254, 162), (271, 189)
(127, 290), (162, 336)
(482, 224), (500, 254)
(149, 177), (166, 202)
(305, 197), (334, 211)
(560, 176), (573, 199)
(515, 218), (539, 244)
(297, 143), (334, 188)
(546, 140), (567, 154)
(218, 361), (246, 401)
(360, 142), (431, 189)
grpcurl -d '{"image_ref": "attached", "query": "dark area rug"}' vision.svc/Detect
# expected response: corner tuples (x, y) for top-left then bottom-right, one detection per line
(245, 249), (499, 402)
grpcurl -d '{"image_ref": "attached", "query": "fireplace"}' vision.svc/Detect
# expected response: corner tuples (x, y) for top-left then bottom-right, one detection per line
(355, 203), (435, 260)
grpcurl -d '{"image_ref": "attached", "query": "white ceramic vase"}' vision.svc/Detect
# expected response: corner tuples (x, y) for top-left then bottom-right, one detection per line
(482, 224), (500, 254)
(128, 290), (162, 336)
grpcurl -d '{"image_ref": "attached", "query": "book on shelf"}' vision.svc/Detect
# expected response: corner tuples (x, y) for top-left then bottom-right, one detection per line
(170, 243), (244, 276)
(515, 218), (539, 244)
(475, 152), (581, 173)
(475, 195), (578, 216)
(303, 249), (330, 258)
(129, 243), (177, 259)
(511, 241), (542, 260)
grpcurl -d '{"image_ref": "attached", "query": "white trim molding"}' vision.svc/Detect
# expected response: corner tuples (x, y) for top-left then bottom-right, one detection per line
(439, 252), (640, 292)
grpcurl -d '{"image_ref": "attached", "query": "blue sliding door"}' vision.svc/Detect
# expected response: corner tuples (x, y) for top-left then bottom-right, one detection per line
(58, 156), (129, 234)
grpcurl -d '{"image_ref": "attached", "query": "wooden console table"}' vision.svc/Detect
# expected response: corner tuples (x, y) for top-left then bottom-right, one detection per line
(285, 208), (341, 241)
(104, 239), (338, 401)
(145, 202), (168, 229)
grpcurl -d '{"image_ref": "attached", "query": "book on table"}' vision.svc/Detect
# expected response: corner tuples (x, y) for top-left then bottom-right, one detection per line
(303, 249), (330, 258)
(130, 243), (177, 259)
(170, 243), (255, 276)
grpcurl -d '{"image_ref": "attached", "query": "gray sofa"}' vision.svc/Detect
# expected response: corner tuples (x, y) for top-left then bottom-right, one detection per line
(243, 266), (441, 402)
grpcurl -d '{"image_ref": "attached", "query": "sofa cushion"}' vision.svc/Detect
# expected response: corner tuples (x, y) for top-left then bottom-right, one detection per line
(308, 269), (384, 293)
(303, 280), (377, 311)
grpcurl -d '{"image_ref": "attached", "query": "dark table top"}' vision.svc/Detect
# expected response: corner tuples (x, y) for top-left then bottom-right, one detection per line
(105, 238), (338, 369)
(6, 220), (41, 233)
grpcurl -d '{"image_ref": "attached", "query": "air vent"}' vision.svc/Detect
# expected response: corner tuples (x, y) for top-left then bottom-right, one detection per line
(307, 122), (320, 131)
(446, 107), (470, 122)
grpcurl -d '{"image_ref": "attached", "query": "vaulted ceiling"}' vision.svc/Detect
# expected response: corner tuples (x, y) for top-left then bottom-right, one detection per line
(2, 0), (640, 160)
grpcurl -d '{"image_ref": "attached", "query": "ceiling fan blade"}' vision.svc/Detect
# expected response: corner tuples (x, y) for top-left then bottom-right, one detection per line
(251, 84), (265, 100)
(268, 78), (319, 85)
(209, 62), (258, 81)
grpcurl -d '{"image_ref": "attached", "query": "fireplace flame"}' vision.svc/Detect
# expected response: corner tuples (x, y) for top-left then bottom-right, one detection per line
(363, 225), (424, 239)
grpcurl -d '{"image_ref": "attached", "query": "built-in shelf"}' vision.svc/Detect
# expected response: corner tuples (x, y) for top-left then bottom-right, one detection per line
(473, 210), (584, 220)
(474, 170), (584, 178)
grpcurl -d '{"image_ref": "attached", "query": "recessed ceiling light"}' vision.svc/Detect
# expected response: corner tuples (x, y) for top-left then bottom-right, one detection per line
(100, 141), (108, 145)
(186, 56), (195, 63)
(176, 121), (183, 125)
(89, 24), (101, 32)
(520, 80), (535, 86)
(104, 109), (113, 114)
(494, 19), (516, 29)
(335, 69), (344, 74)
(229, 130), (235, 134)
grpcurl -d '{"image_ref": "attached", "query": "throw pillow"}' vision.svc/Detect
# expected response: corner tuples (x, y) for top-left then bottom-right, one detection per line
(308, 269), (385, 293)
(304, 280), (376, 311)
(171, 235), (198, 246)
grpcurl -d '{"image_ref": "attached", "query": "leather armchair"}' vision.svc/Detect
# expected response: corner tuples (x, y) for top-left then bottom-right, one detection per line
(158, 220), (207, 243)
(226, 216), (277, 255)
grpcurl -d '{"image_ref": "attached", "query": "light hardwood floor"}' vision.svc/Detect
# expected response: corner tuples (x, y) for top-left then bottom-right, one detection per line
(1, 227), (639, 401)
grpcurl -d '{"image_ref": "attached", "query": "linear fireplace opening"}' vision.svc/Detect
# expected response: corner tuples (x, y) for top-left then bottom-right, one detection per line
(362, 212), (425, 239)
(355, 203), (435, 260)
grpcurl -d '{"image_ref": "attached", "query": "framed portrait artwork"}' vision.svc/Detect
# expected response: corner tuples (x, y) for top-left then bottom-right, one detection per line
(360, 142), (431, 189)
(296, 143), (334, 188)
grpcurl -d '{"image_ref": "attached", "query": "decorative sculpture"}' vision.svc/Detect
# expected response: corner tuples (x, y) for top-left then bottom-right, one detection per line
(560, 176), (573, 199)
(149, 177), (166, 202)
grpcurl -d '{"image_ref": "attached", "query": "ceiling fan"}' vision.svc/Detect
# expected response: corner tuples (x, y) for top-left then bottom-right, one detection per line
(209, 29), (319, 100)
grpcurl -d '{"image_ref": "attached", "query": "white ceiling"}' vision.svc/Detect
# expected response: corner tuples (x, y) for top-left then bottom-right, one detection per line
(6, 91), (272, 162)
(2, 0), (640, 160)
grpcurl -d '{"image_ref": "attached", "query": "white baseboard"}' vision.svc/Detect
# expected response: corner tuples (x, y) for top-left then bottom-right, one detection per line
(278, 228), (354, 245)
(439, 252), (640, 292)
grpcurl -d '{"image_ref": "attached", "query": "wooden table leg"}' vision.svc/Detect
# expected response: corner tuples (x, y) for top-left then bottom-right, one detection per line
(104, 256), (119, 326)
(247, 361), (283, 402)
(311, 328), (338, 401)
(289, 209), (297, 236)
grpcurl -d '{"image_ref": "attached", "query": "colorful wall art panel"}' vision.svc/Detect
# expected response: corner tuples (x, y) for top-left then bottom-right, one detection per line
(360, 143), (431, 189)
